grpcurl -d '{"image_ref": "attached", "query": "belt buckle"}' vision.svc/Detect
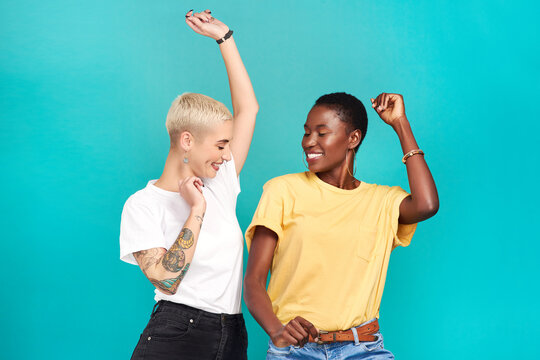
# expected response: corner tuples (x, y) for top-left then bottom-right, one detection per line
(317, 330), (330, 345)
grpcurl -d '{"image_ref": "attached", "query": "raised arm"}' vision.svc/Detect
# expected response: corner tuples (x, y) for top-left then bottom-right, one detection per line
(133, 177), (206, 295)
(244, 226), (318, 347)
(186, 9), (259, 175)
(371, 93), (439, 224)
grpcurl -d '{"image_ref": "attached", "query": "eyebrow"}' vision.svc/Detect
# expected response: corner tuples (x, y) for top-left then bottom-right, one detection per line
(304, 124), (331, 129)
(216, 139), (230, 143)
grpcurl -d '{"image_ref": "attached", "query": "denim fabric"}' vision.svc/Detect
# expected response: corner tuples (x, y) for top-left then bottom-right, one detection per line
(131, 301), (247, 360)
(266, 319), (394, 360)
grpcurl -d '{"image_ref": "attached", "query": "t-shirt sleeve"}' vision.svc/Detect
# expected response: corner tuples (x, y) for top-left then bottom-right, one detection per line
(245, 179), (286, 251)
(204, 154), (240, 207)
(119, 197), (167, 265)
(214, 154), (240, 195)
(386, 186), (418, 249)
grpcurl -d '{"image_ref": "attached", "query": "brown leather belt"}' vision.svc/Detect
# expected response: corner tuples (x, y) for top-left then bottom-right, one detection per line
(308, 319), (379, 344)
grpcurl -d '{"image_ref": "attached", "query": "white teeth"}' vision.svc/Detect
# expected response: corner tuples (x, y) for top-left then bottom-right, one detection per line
(307, 153), (323, 159)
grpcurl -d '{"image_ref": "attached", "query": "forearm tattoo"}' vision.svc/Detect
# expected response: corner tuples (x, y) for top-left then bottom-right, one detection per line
(178, 228), (194, 249)
(162, 243), (186, 272)
(150, 263), (191, 295)
(134, 226), (196, 294)
(161, 227), (194, 272)
(195, 215), (203, 228)
(133, 248), (162, 272)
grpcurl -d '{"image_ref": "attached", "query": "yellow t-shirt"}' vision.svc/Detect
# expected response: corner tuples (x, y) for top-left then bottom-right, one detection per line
(245, 172), (417, 331)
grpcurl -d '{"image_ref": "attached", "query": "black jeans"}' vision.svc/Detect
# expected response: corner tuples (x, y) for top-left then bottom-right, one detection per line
(131, 301), (248, 360)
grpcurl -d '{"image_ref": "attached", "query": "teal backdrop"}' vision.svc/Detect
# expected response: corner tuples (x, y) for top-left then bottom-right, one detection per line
(2, 0), (539, 359)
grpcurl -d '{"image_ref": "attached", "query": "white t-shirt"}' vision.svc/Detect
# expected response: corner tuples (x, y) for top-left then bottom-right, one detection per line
(119, 157), (243, 314)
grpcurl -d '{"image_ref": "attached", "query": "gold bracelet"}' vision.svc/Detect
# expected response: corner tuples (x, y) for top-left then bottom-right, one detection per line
(402, 149), (424, 164)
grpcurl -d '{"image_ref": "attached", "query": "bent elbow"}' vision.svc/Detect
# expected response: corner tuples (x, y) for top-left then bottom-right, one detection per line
(420, 200), (439, 219)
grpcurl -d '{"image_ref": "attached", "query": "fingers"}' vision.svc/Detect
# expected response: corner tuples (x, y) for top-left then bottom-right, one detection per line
(295, 316), (319, 339)
(185, 18), (201, 33)
(290, 319), (309, 345)
(371, 93), (389, 113)
(193, 10), (212, 23)
(187, 14), (205, 28)
(289, 317), (318, 346)
(193, 178), (204, 193)
(282, 332), (298, 347)
(185, 9), (210, 33)
(371, 93), (383, 114)
(204, 9), (215, 22)
(285, 322), (306, 345)
(185, 10), (203, 32)
(179, 177), (204, 189)
(382, 93), (390, 111)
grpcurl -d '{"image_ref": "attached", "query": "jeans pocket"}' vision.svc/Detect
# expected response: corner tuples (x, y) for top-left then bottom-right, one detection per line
(361, 332), (384, 352)
(146, 312), (194, 342)
(267, 339), (293, 355)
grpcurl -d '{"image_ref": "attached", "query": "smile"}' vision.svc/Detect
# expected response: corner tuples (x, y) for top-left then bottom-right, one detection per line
(305, 153), (323, 163)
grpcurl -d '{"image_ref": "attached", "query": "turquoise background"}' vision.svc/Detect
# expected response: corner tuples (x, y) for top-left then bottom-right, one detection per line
(2, 0), (539, 359)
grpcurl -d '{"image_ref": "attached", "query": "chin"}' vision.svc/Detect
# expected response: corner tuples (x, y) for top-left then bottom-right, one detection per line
(206, 168), (218, 178)
(307, 163), (323, 172)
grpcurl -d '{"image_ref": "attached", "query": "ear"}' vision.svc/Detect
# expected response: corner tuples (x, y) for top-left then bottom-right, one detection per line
(178, 131), (195, 152)
(348, 129), (362, 150)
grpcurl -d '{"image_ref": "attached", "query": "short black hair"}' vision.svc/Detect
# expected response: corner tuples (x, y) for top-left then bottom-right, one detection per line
(314, 92), (368, 151)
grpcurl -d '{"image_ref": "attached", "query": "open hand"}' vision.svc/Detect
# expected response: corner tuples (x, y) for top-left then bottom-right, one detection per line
(185, 9), (229, 41)
(271, 316), (319, 348)
(370, 93), (407, 127)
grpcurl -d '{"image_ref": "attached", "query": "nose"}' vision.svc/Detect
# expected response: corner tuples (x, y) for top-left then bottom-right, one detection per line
(222, 148), (232, 162)
(302, 133), (316, 149)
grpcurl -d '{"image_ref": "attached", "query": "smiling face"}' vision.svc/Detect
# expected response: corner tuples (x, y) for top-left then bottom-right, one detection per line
(188, 120), (233, 178)
(302, 105), (360, 175)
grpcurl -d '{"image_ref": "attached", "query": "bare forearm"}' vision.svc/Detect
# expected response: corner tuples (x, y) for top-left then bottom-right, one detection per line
(244, 278), (284, 337)
(134, 207), (205, 294)
(219, 37), (258, 115)
(393, 118), (439, 220)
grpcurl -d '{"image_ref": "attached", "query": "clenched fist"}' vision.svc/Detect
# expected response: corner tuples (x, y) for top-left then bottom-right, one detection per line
(370, 93), (407, 127)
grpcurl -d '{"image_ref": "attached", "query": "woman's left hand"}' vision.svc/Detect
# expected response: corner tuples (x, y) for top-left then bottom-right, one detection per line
(185, 9), (229, 41)
(371, 93), (407, 127)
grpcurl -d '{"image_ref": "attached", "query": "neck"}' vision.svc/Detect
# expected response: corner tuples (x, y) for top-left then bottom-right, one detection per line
(316, 153), (358, 190)
(154, 150), (195, 192)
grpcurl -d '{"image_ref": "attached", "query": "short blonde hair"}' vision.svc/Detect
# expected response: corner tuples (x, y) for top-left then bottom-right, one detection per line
(165, 92), (232, 144)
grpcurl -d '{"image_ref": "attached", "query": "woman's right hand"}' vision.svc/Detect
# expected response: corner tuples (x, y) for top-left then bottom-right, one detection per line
(270, 316), (319, 348)
(178, 176), (206, 212)
(185, 9), (230, 41)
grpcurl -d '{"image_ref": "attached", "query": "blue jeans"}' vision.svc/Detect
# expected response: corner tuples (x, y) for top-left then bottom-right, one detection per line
(266, 319), (394, 360)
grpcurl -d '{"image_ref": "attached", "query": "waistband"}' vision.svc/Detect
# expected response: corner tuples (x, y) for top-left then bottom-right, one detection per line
(152, 300), (244, 326)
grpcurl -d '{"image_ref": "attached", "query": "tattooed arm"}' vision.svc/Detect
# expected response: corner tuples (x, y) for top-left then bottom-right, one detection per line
(133, 176), (206, 295)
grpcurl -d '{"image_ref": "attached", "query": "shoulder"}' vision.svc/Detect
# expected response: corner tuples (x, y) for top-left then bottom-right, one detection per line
(362, 182), (409, 202)
(263, 172), (308, 189)
(122, 185), (161, 214)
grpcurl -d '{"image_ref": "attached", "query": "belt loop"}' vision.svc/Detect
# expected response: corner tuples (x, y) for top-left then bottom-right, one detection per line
(351, 327), (360, 345)
(150, 301), (161, 318)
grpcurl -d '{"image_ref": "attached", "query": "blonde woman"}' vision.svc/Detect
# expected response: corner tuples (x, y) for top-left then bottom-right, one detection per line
(120, 9), (258, 360)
